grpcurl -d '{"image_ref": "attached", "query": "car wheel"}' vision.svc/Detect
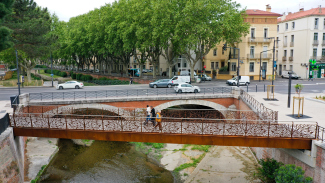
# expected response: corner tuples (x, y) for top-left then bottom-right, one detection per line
(153, 85), (157, 88)
(194, 89), (198, 93)
(281, 76), (284, 78)
(167, 84), (172, 88)
(178, 90), (182, 93)
(232, 82), (236, 86)
(59, 86), (63, 90)
(75, 85), (80, 89)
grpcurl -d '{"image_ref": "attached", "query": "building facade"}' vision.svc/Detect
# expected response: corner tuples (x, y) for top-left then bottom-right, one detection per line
(203, 5), (281, 80)
(277, 7), (325, 79)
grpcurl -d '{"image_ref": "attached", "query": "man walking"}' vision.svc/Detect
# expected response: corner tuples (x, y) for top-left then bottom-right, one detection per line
(144, 105), (151, 125)
(154, 111), (162, 131)
(150, 106), (156, 126)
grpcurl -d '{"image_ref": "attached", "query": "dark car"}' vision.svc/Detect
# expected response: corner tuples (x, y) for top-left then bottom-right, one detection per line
(149, 79), (172, 88)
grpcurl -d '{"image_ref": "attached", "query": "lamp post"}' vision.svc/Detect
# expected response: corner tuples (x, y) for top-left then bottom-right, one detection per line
(259, 49), (273, 82)
(51, 53), (53, 87)
(15, 49), (21, 95)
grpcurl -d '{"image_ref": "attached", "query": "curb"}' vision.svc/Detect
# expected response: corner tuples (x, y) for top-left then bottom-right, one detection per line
(305, 97), (325, 104)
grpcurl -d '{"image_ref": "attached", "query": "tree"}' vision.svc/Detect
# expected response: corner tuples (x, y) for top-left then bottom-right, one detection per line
(3, 0), (53, 81)
(275, 164), (313, 183)
(0, 0), (14, 51)
(175, 0), (250, 79)
(255, 158), (283, 183)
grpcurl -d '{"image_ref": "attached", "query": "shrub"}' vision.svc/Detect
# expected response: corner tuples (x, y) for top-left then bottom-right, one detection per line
(99, 77), (108, 80)
(275, 164), (312, 183)
(256, 158), (283, 183)
(76, 74), (83, 80)
(80, 75), (85, 81)
(71, 73), (76, 79)
(60, 72), (67, 77)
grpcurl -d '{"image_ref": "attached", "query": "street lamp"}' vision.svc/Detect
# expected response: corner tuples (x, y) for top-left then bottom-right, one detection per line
(15, 49), (21, 95)
(266, 37), (279, 87)
(259, 49), (273, 82)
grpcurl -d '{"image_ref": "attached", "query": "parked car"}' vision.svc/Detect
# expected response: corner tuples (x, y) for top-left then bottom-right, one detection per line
(174, 83), (200, 93)
(95, 69), (99, 73)
(142, 69), (148, 73)
(198, 74), (212, 81)
(168, 76), (191, 86)
(149, 79), (172, 88)
(281, 70), (300, 79)
(56, 81), (84, 90)
(180, 71), (198, 78)
(226, 76), (250, 86)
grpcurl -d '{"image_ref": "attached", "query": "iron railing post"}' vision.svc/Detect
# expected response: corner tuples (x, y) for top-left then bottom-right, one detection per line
(41, 93), (42, 101)
(52, 92), (53, 101)
(291, 122), (294, 138)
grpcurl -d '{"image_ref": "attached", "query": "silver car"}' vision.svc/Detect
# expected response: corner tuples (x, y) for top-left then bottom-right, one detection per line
(174, 83), (200, 93)
(149, 79), (172, 88)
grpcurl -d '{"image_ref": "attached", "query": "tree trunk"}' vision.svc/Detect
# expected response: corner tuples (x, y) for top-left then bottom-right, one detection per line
(26, 69), (31, 82)
(168, 66), (173, 78)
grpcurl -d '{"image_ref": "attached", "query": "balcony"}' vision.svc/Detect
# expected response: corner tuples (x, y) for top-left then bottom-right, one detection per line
(312, 40), (319, 46)
(322, 40), (325, 46)
(247, 37), (272, 43)
(261, 53), (273, 59)
(283, 42), (287, 47)
(290, 42), (294, 47)
(289, 57), (293, 61)
(282, 56), (287, 61)
(310, 56), (325, 62)
(247, 54), (259, 59)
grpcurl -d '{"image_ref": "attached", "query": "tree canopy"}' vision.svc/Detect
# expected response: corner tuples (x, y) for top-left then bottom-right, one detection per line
(0, 0), (15, 51)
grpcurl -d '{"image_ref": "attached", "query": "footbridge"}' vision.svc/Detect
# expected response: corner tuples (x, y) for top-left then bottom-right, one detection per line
(11, 87), (320, 149)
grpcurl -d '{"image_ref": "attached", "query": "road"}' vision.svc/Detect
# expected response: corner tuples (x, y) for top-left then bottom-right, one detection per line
(0, 78), (324, 101)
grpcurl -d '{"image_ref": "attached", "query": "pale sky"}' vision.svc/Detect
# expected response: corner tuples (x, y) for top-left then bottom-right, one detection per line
(34, 0), (325, 22)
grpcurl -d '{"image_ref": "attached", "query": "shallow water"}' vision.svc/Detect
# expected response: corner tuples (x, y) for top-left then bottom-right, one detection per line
(40, 139), (174, 183)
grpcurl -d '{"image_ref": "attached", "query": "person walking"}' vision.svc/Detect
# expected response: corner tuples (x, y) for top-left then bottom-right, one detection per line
(144, 105), (151, 125)
(129, 76), (133, 85)
(150, 106), (156, 126)
(154, 111), (162, 131)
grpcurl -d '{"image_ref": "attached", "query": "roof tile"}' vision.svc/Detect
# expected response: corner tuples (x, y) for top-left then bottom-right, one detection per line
(279, 7), (325, 22)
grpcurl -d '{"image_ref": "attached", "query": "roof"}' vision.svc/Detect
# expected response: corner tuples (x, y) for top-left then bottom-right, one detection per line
(246, 9), (282, 17)
(279, 7), (325, 22)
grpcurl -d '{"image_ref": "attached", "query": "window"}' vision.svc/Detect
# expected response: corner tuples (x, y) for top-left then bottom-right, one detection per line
(322, 48), (325, 57)
(284, 36), (287, 44)
(183, 62), (187, 67)
(222, 49), (224, 55)
(213, 49), (217, 56)
(315, 18), (319, 29)
(276, 37), (279, 47)
(211, 62), (214, 69)
(291, 35), (294, 42)
(249, 62), (254, 72)
(264, 28), (268, 38)
(292, 22), (295, 29)
(324, 18), (325, 28)
(314, 33), (318, 40)
(250, 46), (255, 58)
(290, 49), (293, 57)
(134, 65), (136, 69)
(284, 50), (287, 57)
(285, 23), (288, 30)
(290, 65), (293, 71)
(277, 25), (279, 32)
(251, 28), (255, 38)
(284, 65), (287, 70)
(215, 62), (219, 69)
(276, 50), (278, 59)
(313, 48), (317, 57)
(143, 65), (146, 69)
(178, 63), (180, 67)
(262, 62), (267, 72)
(231, 62), (236, 71)
(323, 33), (325, 41)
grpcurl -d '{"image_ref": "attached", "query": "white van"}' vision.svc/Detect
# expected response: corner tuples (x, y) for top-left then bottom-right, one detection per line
(168, 76), (190, 86)
(281, 70), (300, 79)
(226, 76), (250, 86)
(180, 71), (198, 78)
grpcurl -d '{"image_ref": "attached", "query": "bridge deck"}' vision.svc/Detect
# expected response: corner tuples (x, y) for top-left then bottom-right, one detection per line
(11, 115), (317, 149)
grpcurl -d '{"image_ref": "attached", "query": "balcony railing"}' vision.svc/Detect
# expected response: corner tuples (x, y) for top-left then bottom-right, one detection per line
(248, 37), (272, 43)
(310, 56), (325, 61)
(289, 57), (293, 61)
(290, 42), (294, 47)
(282, 56), (287, 61)
(312, 40), (319, 46)
(247, 54), (259, 59)
(283, 42), (287, 47)
(261, 53), (273, 59)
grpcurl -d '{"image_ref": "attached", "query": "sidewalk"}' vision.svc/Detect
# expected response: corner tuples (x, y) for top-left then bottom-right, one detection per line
(247, 91), (325, 126)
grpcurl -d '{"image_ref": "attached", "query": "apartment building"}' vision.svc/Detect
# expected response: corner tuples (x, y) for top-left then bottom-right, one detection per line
(204, 5), (281, 80)
(277, 6), (325, 79)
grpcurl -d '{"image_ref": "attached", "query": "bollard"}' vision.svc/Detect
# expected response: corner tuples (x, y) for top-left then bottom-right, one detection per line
(256, 84), (257, 92)
(264, 84), (265, 92)
(247, 85), (248, 92)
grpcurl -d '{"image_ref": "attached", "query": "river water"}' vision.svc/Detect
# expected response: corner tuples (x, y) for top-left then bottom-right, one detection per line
(40, 139), (174, 183)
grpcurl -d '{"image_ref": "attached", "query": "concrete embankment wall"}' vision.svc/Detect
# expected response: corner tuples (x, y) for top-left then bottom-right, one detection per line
(251, 141), (325, 183)
(0, 127), (25, 183)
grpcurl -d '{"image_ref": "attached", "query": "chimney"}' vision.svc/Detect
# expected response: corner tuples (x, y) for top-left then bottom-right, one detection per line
(299, 8), (304, 12)
(266, 4), (271, 12)
(319, 5), (322, 13)
(288, 12), (292, 15)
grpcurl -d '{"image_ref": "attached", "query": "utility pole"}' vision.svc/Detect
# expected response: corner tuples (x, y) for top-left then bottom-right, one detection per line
(288, 72), (292, 108)
(51, 53), (53, 87)
(16, 49), (21, 95)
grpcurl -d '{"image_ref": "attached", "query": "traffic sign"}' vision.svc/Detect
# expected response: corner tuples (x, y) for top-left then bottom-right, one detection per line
(204, 65), (206, 69)
(51, 74), (54, 77)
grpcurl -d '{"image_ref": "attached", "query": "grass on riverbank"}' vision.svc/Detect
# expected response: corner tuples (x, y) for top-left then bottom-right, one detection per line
(130, 142), (165, 160)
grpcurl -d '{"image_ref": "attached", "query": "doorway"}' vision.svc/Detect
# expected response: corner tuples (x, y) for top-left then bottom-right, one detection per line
(279, 65), (282, 76)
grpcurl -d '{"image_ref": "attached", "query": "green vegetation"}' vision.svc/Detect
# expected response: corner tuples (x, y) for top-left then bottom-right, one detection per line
(41, 72), (61, 79)
(45, 69), (68, 77)
(255, 158), (283, 183)
(0, 0), (14, 52)
(31, 164), (47, 183)
(275, 164), (312, 183)
(174, 153), (205, 172)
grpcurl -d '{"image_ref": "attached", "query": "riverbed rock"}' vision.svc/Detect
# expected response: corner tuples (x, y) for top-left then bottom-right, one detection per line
(71, 139), (94, 146)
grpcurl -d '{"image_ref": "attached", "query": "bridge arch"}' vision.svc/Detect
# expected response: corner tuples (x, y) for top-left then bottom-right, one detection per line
(154, 99), (228, 118)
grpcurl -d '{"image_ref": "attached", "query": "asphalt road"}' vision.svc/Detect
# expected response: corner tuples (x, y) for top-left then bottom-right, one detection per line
(0, 78), (324, 101)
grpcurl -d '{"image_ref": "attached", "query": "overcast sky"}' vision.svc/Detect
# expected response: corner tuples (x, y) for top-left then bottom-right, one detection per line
(34, 0), (325, 22)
